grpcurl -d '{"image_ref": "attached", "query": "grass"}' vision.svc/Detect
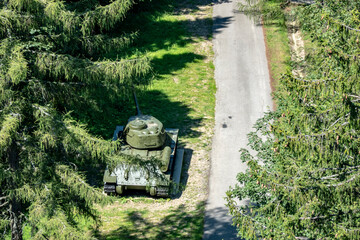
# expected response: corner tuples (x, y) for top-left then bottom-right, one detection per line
(92, 0), (215, 239)
(262, 1), (291, 91)
(97, 201), (205, 240)
(130, 4), (215, 146)
(80, 0), (215, 145)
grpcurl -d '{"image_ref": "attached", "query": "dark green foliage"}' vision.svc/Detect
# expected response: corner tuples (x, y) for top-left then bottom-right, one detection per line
(0, 0), (151, 238)
(227, 0), (360, 239)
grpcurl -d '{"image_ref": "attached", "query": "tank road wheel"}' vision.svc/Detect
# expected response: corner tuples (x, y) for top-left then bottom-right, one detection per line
(150, 187), (157, 196)
(115, 185), (124, 195)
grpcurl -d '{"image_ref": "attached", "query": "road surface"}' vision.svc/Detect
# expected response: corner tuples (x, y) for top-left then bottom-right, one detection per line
(203, 0), (272, 239)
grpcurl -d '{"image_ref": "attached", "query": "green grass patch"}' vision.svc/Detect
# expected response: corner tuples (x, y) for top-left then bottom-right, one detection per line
(81, 0), (215, 145)
(263, 23), (291, 88)
(93, 0), (214, 239)
(262, 1), (291, 90)
(127, 6), (215, 145)
(97, 202), (205, 240)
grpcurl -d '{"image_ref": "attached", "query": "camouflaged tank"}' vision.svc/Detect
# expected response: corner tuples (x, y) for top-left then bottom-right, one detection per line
(103, 94), (184, 197)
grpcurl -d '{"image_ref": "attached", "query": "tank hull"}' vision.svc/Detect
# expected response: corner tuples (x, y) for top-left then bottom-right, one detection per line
(103, 127), (183, 197)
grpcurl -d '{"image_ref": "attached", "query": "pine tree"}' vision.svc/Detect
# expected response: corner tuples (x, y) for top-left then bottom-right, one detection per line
(0, 0), (151, 239)
(227, 0), (360, 239)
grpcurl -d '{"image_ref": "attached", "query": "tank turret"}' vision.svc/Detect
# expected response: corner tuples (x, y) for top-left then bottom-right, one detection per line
(125, 115), (166, 149)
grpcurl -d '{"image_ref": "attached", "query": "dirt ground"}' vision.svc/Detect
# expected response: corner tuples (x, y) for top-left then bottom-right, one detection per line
(287, 9), (306, 78)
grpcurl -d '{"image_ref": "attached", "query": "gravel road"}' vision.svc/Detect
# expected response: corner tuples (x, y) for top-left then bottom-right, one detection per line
(203, 1), (272, 239)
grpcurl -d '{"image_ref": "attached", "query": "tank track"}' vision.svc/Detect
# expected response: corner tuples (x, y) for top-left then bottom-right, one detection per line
(104, 183), (116, 193)
(156, 187), (169, 197)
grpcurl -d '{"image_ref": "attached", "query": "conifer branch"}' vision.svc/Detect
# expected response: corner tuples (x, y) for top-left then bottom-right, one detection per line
(28, 79), (88, 86)
(0, 0), (152, 238)
(81, 32), (137, 55)
(338, 225), (360, 232)
(0, 196), (8, 201)
(0, 114), (21, 153)
(348, 94), (360, 99)
(286, 133), (327, 139)
(319, 171), (356, 180)
(62, 118), (119, 159)
(238, 209), (267, 229)
(14, 184), (38, 203)
(25, 0), (134, 36)
(328, 115), (347, 129)
(293, 77), (337, 83)
(81, 0), (134, 35)
(28, 202), (96, 240)
(299, 208), (360, 222)
(314, 165), (360, 172)
(43, 0), (79, 35)
(0, 8), (36, 38)
(5, 45), (28, 85)
(55, 164), (106, 204)
(327, 173), (360, 187)
(0, 201), (9, 208)
(7, 0), (42, 13)
(35, 52), (151, 85)
(330, 17), (360, 33)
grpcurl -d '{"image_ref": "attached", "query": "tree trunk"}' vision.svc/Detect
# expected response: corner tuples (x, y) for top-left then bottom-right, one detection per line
(10, 201), (22, 240)
(8, 141), (22, 240)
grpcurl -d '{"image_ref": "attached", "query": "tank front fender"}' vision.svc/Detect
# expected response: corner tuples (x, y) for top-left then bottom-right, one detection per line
(103, 168), (116, 183)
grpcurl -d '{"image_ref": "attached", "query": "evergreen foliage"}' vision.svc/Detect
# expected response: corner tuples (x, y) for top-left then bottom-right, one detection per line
(0, 0), (151, 238)
(227, 0), (360, 239)
(237, 0), (287, 25)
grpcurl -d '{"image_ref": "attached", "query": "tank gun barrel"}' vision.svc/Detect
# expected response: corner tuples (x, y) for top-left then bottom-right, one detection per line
(133, 91), (142, 116)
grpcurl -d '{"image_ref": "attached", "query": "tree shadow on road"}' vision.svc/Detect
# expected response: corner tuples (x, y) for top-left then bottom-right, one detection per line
(213, 16), (234, 35)
(204, 206), (240, 240)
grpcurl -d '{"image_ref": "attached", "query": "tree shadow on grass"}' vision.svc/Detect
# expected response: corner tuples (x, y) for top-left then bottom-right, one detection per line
(72, 0), (218, 138)
(73, 0), (229, 139)
(96, 201), (205, 240)
(136, 90), (202, 139)
(152, 53), (205, 76)
(103, 0), (232, 65)
(76, 0), (227, 193)
(114, 15), (232, 56)
(79, 90), (199, 189)
(70, 88), (201, 139)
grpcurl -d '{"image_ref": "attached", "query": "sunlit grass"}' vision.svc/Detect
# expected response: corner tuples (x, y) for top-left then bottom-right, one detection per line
(97, 202), (205, 240)
(262, 2), (291, 90)
(95, 0), (214, 239)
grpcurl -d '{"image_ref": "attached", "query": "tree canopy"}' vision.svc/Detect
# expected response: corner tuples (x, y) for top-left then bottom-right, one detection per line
(0, 0), (151, 239)
(227, 0), (360, 239)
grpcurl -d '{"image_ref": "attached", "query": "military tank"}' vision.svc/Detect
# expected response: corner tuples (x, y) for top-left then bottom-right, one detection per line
(103, 93), (184, 197)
